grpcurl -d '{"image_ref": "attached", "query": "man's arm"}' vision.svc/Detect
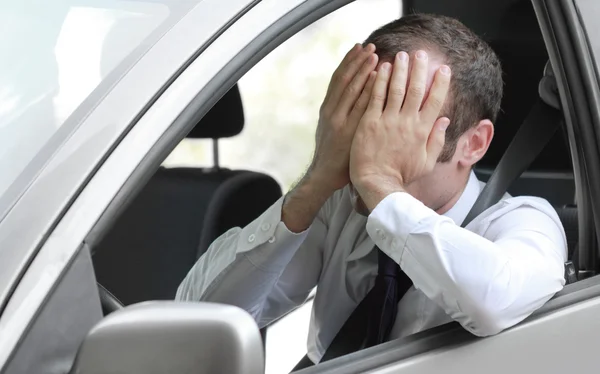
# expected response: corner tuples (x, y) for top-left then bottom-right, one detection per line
(366, 193), (566, 335)
(175, 189), (332, 326)
(176, 44), (379, 325)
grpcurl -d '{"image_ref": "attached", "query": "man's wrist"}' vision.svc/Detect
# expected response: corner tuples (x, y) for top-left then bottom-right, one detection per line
(281, 170), (337, 233)
(354, 177), (406, 212)
(303, 167), (341, 199)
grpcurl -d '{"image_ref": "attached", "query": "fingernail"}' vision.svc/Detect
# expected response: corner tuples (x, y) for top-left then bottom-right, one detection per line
(367, 43), (376, 52)
(416, 50), (428, 60)
(382, 62), (391, 72)
(439, 119), (450, 131)
(398, 51), (408, 62)
(440, 65), (451, 75)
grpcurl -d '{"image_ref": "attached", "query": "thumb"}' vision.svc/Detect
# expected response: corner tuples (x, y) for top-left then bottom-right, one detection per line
(426, 117), (450, 169)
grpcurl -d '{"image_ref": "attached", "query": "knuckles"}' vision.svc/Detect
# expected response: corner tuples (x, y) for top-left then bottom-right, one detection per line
(426, 95), (444, 111)
(408, 84), (425, 98)
(389, 86), (406, 98)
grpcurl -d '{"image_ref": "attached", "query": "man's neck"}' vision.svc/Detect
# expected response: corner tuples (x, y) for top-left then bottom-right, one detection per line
(434, 171), (471, 216)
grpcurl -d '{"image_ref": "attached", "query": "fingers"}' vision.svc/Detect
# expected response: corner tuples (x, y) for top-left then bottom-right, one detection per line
(340, 43), (363, 68)
(426, 117), (450, 169)
(336, 53), (379, 116)
(349, 71), (377, 124)
(366, 62), (392, 114)
(385, 51), (409, 113)
(420, 65), (452, 125)
(327, 44), (376, 108)
(401, 50), (429, 113)
(323, 44), (362, 103)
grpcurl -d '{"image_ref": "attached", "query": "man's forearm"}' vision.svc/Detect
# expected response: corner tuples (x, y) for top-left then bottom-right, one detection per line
(282, 170), (337, 233)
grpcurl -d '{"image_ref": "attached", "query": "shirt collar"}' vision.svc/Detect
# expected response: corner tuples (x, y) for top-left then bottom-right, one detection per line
(442, 170), (482, 226)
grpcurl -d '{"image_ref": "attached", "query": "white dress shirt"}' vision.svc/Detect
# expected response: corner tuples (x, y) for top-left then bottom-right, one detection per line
(176, 171), (567, 363)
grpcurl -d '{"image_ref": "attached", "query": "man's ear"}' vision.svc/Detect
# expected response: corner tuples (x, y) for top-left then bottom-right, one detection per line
(457, 120), (494, 167)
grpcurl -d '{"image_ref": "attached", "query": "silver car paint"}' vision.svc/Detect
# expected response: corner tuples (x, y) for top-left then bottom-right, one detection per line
(71, 302), (265, 374)
(364, 296), (600, 373)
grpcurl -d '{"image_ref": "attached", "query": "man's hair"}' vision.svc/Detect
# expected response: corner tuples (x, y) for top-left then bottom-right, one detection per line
(364, 13), (503, 162)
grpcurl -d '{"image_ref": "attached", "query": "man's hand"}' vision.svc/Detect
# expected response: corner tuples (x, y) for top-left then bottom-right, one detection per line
(309, 43), (379, 191)
(349, 50), (452, 211)
(282, 44), (378, 233)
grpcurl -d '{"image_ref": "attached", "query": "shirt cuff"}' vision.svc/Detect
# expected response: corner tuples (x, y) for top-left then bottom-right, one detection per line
(237, 196), (310, 270)
(365, 192), (438, 264)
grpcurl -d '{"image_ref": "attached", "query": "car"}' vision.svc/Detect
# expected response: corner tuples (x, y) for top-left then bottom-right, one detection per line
(1, 0), (600, 373)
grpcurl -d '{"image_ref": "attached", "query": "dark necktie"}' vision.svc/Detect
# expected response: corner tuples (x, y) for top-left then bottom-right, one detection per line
(319, 246), (414, 363)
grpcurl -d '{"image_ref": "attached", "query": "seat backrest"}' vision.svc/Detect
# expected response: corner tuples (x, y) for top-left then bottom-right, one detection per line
(93, 85), (282, 305)
(198, 171), (282, 256)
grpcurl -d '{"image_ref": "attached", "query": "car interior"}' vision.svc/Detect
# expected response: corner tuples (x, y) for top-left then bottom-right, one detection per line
(89, 0), (583, 367)
(92, 85), (283, 310)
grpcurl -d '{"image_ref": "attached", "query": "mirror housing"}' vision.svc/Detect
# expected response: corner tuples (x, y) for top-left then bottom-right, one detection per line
(71, 301), (264, 374)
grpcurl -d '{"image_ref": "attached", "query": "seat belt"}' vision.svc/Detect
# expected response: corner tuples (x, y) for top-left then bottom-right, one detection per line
(462, 99), (560, 227)
(462, 99), (576, 284)
(463, 64), (576, 284)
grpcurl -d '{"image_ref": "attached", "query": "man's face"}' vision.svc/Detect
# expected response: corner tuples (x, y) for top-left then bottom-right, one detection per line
(350, 51), (468, 215)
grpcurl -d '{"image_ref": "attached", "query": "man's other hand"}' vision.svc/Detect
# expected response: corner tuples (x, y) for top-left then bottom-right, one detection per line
(349, 50), (451, 211)
(309, 43), (378, 192)
(281, 44), (378, 233)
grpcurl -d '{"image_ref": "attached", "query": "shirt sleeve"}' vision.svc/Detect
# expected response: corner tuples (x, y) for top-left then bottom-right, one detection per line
(366, 192), (567, 337)
(176, 192), (333, 327)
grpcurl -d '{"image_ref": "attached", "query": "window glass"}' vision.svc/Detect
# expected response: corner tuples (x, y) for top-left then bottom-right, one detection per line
(0, 0), (196, 209)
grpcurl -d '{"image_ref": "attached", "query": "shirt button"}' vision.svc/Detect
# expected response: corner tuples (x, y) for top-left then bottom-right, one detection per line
(248, 234), (256, 243)
(261, 223), (271, 231)
(268, 236), (276, 244)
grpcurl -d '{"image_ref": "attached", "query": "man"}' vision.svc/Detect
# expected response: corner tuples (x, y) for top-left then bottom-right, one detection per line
(177, 14), (567, 365)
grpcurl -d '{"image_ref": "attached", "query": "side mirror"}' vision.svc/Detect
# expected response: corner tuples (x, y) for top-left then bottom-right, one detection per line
(71, 301), (264, 374)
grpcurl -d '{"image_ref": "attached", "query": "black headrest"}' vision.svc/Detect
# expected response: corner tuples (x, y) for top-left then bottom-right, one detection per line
(187, 84), (244, 139)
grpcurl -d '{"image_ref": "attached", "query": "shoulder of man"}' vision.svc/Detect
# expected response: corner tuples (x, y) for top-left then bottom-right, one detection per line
(467, 194), (564, 238)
